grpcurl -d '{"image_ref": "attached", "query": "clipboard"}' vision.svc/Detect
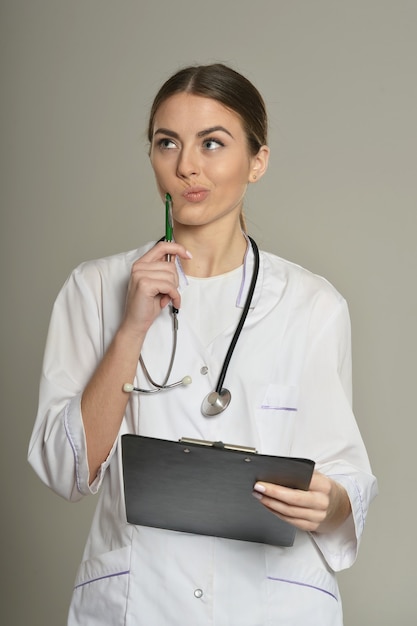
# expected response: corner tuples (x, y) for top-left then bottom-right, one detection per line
(122, 434), (315, 547)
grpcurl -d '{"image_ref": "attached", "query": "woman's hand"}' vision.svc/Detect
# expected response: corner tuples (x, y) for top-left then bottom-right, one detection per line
(253, 471), (351, 534)
(122, 241), (192, 338)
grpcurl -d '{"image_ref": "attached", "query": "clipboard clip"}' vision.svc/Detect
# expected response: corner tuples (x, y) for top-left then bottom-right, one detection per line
(179, 437), (257, 454)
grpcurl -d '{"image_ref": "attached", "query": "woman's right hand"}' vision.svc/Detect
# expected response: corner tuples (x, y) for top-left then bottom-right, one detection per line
(121, 241), (192, 339)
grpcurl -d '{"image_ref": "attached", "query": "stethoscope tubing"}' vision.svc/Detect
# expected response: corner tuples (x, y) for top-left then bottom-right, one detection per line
(213, 236), (259, 394)
(139, 307), (178, 389)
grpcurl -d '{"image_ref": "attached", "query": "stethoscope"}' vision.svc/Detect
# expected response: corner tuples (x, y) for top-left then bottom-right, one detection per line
(123, 236), (259, 417)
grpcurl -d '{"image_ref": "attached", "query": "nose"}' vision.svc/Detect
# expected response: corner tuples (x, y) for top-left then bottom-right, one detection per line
(176, 146), (200, 179)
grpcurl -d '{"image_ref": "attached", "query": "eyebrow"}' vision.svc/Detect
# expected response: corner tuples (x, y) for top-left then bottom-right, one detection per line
(153, 128), (180, 139)
(197, 126), (234, 138)
(153, 126), (234, 140)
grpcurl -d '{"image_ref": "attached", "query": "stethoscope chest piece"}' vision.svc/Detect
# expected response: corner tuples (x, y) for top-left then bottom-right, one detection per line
(201, 388), (232, 417)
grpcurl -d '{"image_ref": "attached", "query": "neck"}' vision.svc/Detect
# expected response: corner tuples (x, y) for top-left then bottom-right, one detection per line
(175, 223), (248, 278)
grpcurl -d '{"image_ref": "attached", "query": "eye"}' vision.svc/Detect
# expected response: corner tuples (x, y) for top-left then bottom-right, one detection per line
(157, 138), (177, 150)
(202, 138), (224, 150)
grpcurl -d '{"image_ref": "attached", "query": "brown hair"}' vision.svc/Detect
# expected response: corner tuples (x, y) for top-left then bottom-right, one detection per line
(147, 63), (268, 155)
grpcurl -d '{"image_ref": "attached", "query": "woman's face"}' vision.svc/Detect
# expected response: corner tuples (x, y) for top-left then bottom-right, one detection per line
(149, 92), (268, 231)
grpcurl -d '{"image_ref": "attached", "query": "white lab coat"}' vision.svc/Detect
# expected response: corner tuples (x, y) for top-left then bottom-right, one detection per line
(28, 241), (377, 625)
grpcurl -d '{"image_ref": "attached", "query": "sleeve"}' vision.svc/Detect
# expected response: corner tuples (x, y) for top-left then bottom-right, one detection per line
(292, 296), (378, 572)
(27, 263), (117, 501)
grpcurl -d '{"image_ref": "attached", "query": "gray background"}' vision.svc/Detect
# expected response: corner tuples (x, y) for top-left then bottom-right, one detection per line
(1, 1), (416, 624)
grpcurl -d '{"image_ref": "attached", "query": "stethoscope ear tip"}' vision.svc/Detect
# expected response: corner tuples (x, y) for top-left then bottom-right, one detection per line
(123, 383), (134, 393)
(181, 376), (192, 385)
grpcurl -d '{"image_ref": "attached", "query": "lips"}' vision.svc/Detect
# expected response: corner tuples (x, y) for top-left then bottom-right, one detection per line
(182, 187), (210, 203)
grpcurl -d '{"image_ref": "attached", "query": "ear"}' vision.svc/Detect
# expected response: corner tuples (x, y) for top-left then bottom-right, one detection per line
(248, 145), (270, 183)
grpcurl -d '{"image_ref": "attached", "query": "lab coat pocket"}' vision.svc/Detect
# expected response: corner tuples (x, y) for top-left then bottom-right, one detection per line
(260, 383), (299, 411)
(264, 549), (341, 625)
(256, 384), (299, 455)
(69, 545), (131, 626)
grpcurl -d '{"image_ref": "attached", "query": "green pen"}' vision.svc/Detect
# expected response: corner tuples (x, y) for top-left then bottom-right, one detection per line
(165, 193), (178, 314)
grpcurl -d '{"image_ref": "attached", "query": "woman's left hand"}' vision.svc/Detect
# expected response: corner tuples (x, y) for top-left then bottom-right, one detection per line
(253, 471), (351, 534)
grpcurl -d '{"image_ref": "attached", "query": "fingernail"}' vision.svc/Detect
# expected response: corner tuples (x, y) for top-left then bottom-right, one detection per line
(186, 250), (193, 258)
(252, 491), (263, 500)
(253, 483), (266, 493)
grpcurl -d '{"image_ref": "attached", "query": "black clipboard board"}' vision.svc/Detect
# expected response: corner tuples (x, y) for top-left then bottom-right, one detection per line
(122, 435), (315, 547)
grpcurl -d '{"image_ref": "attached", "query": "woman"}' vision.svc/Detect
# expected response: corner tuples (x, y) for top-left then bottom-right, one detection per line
(29, 63), (377, 625)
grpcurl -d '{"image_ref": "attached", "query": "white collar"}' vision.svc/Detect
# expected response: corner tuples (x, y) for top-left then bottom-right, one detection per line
(176, 234), (263, 310)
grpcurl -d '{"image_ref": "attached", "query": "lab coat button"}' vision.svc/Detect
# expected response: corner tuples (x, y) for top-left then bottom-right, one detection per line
(194, 588), (203, 599)
(200, 366), (208, 375)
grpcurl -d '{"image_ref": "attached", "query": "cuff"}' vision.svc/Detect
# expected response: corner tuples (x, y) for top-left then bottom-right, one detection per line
(310, 472), (377, 572)
(64, 395), (117, 496)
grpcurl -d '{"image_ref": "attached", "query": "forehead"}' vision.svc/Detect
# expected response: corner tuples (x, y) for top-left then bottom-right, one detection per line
(152, 92), (245, 135)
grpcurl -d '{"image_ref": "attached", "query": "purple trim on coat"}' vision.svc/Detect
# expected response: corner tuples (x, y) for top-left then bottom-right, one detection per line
(267, 576), (338, 601)
(330, 473), (366, 534)
(260, 405), (297, 411)
(236, 240), (249, 307)
(63, 404), (83, 493)
(74, 570), (130, 590)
